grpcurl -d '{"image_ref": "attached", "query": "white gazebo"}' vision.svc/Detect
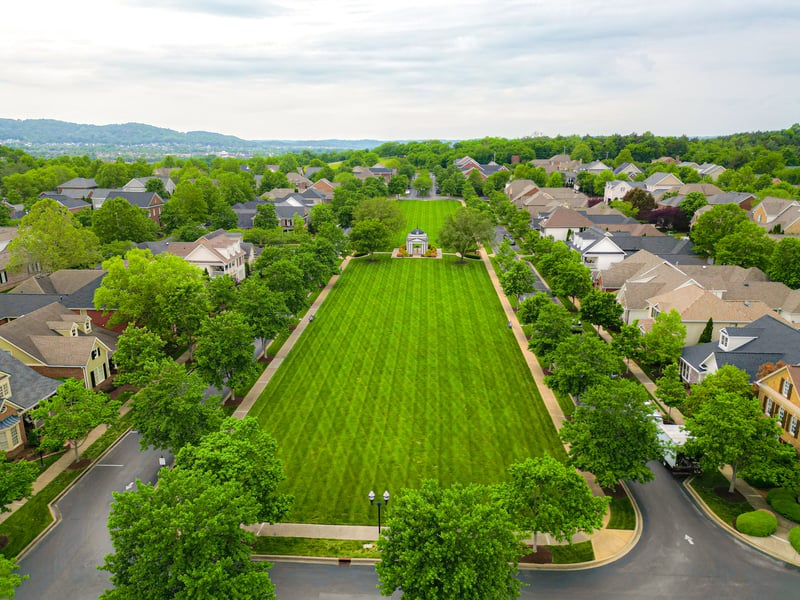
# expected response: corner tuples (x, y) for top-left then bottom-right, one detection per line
(405, 228), (429, 256)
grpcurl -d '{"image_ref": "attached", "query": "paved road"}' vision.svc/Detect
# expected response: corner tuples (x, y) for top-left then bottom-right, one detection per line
(16, 432), (168, 600)
(268, 463), (800, 599)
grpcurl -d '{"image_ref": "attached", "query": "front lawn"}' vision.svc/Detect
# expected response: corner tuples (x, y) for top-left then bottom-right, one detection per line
(248, 255), (563, 524)
(688, 471), (754, 527)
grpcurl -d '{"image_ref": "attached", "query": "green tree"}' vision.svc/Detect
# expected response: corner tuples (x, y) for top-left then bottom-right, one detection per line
(376, 479), (523, 600)
(278, 154), (298, 174)
(546, 171), (564, 187)
(494, 239), (517, 273)
(559, 379), (664, 489)
(528, 302), (574, 360)
(685, 364), (752, 416)
(545, 334), (623, 400)
(207, 274), (238, 313)
(0, 453), (38, 513)
(502, 456), (607, 551)
(353, 197), (405, 234)
(94, 249), (211, 344)
(621, 188), (656, 215)
(679, 191), (708, 219)
(169, 180), (208, 223)
(580, 289), (623, 330)
(8, 199), (100, 274)
(95, 162), (130, 188)
(31, 379), (120, 463)
(253, 203), (279, 229)
(259, 258), (309, 315)
(517, 292), (552, 325)
(654, 363), (686, 421)
(112, 324), (167, 387)
(768, 237), (800, 289)
(612, 322), (643, 371)
(349, 218), (391, 259)
(714, 221), (776, 271)
(0, 555), (27, 598)
(641, 309), (686, 371)
(236, 277), (290, 349)
(698, 317), (714, 344)
(387, 174), (409, 195)
(101, 468), (275, 600)
(177, 417), (292, 523)
(571, 143), (593, 163)
(686, 392), (792, 493)
(193, 311), (256, 390)
(144, 177), (168, 197)
(92, 196), (158, 245)
(593, 170), (615, 196)
(690, 204), (749, 256)
(438, 207), (494, 262)
(130, 359), (223, 452)
(550, 261), (592, 301)
(413, 171), (433, 196)
(500, 260), (536, 303)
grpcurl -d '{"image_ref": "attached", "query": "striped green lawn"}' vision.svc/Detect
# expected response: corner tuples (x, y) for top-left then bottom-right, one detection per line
(249, 254), (563, 525)
(392, 199), (461, 248)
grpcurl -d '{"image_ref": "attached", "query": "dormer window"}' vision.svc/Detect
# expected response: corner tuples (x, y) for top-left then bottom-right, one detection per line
(84, 318), (92, 333)
(782, 378), (793, 398)
(71, 325), (78, 337)
(719, 332), (728, 349)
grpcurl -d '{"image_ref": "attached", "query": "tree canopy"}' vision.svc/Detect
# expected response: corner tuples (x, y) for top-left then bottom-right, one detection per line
(92, 196), (158, 245)
(438, 207), (494, 261)
(193, 311), (256, 389)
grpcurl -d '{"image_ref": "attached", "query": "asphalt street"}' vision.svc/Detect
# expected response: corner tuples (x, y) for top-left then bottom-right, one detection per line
(16, 431), (167, 600)
(268, 462), (800, 599)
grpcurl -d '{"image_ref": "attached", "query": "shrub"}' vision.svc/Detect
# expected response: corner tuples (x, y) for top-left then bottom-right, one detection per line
(767, 487), (800, 523)
(789, 527), (800, 554)
(735, 510), (778, 537)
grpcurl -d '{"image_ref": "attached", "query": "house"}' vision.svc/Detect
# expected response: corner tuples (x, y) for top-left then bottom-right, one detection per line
(0, 269), (112, 327)
(570, 228), (627, 273)
(0, 302), (118, 389)
(680, 314), (800, 384)
(0, 227), (41, 291)
(697, 163), (727, 181)
(613, 162), (643, 179)
(643, 172), (683, 193)
(538, 207), (594, 241)
(705, 191), (757, 211)
(272, 196), (312, 231)
(637, 282), (777, 345)
(530, 154), (582, 175)
(751, 197), (800, 234)
(261, 187), (295, 201)
(515, 187), (590, 218)
(231, 199), (266, 229)
(122, 176), (176, 196)
(454, 156), (509, 180)
(37, 193), (91, 214)
(162, 230), (251, 282)
(577, 160), (612, 174)
(604, 180), (643, 203)
(56, 178), (97, 195)
(0, 352), (61, 455)
(91, 190), (164, 224)
(310, 178), (338, 201)
(755, 364), (800, 451)
(286, 172), (313, 191)
(614, 260), (768, 324)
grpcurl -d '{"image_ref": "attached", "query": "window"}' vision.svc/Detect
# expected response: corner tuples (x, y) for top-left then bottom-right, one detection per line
(0, 271), (6, 284)
(782, 378), (793, 397)
(790, 415), (798, 436)
(10, 427), (18, 446)
(778, 407), (786, 422)
(765, 398), (773, 416)
(719, 333), (728, 348)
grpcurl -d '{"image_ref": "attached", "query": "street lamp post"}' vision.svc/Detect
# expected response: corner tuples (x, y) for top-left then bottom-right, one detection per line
(368, 490), (390, 535)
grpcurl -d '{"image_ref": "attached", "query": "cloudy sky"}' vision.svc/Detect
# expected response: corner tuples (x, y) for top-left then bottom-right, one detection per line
(2, 0), (798, 141)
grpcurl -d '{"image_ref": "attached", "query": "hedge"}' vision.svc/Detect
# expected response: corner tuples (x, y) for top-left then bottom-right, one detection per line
(735, 510), (778, 537)
(789, 527), (800, 554)
(767, 488), (800, 523)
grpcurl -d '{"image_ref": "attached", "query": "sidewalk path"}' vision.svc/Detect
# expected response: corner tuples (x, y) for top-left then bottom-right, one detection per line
(234, 256), (352, 419)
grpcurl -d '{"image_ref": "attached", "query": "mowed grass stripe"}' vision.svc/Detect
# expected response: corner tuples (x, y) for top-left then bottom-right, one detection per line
(250, 254), (563, 524)
(392, 199), (461, 247)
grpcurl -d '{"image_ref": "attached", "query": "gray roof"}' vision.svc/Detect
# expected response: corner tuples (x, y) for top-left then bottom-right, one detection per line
(0, 351), (60, 411)
(681, 314), (800, 381)
(610, 234), (703, 263)
(39, 193), (90, 210)
(136, 240), (172, 255)
(58, 177), (97, 190)
(0, 271), (106, 319)
(104, 191), (162, 208)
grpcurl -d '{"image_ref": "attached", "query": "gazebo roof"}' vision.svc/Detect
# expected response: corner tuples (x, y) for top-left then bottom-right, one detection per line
(410, 228), (426, 235)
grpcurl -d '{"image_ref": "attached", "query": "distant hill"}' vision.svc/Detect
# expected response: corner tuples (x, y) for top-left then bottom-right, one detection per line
(0, 118), (384, 157)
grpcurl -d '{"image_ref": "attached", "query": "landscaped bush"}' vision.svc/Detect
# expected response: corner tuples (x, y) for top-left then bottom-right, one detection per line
(735, 510), (778, 537)
(767, 487), (800, 523)
(789, 527), (800, 554)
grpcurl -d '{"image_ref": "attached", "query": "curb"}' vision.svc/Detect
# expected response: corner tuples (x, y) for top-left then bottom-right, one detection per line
(16, 427), (133, 560)
(683, 476), (800, 568)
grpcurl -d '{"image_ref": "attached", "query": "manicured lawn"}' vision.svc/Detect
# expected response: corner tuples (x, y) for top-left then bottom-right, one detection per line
(607, 496), (636, 530)
(689, 471), (754, 527)
(249, 254), (563, 525)
(252, 536), (380, 558)
(551, 540), (595, 564)
(392, 199), (461, 248)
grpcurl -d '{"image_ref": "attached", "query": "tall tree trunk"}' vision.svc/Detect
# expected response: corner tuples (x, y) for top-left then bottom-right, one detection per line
(532, 531), (538, 553)
(72, 439), (80, 464)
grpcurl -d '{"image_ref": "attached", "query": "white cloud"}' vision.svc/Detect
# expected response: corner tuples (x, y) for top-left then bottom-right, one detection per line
(1, 0), (798, 139)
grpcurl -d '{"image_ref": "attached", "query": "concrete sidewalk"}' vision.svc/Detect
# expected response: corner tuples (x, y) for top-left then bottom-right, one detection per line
(234, 256), (352, 419)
